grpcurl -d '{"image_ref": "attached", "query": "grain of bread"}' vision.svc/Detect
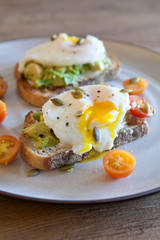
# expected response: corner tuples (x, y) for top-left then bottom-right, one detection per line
(15, 54), (121, 107)
(19, 111), (149, 170)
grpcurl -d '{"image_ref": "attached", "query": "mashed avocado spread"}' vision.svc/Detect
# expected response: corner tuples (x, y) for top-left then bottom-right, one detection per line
(23, 58), (111, 89)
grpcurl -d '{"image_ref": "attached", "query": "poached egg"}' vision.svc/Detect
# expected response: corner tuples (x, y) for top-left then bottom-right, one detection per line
(18, 33), (106, 72)
(42, 85), (130, 155)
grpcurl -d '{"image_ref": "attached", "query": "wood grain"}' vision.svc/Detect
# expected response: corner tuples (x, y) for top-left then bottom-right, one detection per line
(0, 0), (160, 239)
(0, 193), (160, 240)
(0, 0), (160, 52)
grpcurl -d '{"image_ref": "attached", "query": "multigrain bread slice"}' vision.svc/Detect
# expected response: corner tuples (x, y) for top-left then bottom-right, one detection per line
(15, 54), (121, 107)
(19, 111), (149, 170)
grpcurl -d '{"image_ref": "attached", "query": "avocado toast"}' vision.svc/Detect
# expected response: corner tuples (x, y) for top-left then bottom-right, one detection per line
(19, 85), (149, 170)
(15, 34), (120, 107)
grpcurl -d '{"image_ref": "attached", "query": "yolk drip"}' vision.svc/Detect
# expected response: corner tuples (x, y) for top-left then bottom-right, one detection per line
(68, 36), (79, 44)
(61, 34), (79, 44)
(78, 100), (122, 154)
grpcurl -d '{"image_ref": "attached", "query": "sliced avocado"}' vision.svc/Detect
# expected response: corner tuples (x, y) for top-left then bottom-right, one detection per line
(36, 135), (59, 149)
(23, 121), (59, 149)
(23, 122), (51, 139)
(66, 66), (74, 72)
(67, 65), (83, 74)
(66, 65), (81, 75)
(33, 112), (43, 122)
(51, 78), (66, 86)
(54, 66), (66, 73)
(34, 79), (51, 88)
(43, 69), (66, 86)
(74, 64), (85, 74)
(83, 63), (91, 72)
(24, 62), (44, 81)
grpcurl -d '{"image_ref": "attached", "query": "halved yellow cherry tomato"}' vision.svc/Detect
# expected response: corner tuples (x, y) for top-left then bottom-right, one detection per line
(0, 77), (8, 97)
(0, 100), (7, 122)
(103, 149), (136, 178)
(123, 77), (148, 95)
(0, 135), (19, 165)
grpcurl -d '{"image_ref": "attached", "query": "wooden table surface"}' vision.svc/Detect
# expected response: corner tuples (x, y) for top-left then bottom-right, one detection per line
(0, 0), (160, 239)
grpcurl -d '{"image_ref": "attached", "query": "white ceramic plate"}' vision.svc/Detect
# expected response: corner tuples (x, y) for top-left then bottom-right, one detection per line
(0, 38), (160, 203)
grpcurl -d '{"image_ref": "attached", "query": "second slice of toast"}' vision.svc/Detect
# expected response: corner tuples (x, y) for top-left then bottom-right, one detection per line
(15, 54), (121, 107)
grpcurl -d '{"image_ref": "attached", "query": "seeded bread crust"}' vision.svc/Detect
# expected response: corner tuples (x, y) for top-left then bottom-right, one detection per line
(15, 54), (121, 107)
(19, 111), (149, 170)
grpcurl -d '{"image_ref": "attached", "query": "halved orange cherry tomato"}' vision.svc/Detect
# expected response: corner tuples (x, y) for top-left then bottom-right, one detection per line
(130, 95), (154, 118)
(0, 135), (19, 165)
(0, 77), (8, 97)
(103, 149), (136, 178)
(0, 100), (7, 122)
(123, 77), (148, 95)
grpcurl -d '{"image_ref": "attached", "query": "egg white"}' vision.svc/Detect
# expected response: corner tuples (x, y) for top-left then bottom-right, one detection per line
(42, 85), (130, 155)
(18, 34), (106, 72)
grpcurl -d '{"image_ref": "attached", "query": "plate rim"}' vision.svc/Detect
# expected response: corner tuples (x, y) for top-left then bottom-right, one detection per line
(0, 186), (160, 204)
(0, 37), (160, 203)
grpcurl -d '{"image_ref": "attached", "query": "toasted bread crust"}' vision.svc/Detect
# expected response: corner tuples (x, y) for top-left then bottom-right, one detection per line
(15, 54), (121, 107)
(19, 111), (149, 170)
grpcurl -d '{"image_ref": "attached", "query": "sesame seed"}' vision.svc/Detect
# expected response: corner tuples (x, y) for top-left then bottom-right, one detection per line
(57, 117), (60, 119)
(66, 122), (69, 126)
(68, 103), (72, 106)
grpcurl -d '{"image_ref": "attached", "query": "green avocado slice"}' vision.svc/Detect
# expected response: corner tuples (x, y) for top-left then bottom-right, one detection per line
(23, 122), (59, 149)
(51, 78), (66, 86)
(36, 136), (59, 149)
(24, 62), (44, 81)
(32, 112), (43, 122)
(23, 122), (51, 139)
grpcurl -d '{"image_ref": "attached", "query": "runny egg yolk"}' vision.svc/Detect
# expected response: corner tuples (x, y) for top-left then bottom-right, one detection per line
(68, 36), (79, 44)
(78, 100), (122, 154)
(61, 34), (79, 44)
